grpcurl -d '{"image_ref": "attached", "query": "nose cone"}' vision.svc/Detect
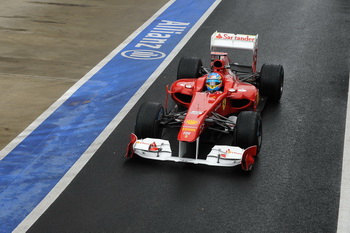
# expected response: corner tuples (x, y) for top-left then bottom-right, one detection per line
(177, 92), (227, 142)
(178, 121), (200, 142)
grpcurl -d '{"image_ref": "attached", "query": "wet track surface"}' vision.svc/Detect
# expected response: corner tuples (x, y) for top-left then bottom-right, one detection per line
(14, 0), (350, 232)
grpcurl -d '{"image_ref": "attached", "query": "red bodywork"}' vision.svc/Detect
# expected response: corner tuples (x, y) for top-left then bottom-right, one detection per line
(168, 52), (259, 142)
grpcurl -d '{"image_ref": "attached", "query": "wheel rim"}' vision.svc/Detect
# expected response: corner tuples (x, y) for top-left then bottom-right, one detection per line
(257, 118), (262, 150)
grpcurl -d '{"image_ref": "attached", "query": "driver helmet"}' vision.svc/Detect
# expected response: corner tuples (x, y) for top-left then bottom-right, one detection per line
(206, 73), (223, 91)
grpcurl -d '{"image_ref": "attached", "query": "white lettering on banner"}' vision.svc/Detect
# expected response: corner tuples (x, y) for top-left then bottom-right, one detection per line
(122, 20), (190, 60)
(121, 50), (166, 60)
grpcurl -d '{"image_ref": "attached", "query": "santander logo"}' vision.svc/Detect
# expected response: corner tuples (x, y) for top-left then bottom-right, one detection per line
(216, 33), (255, 42)
(216, 33), (233, 39)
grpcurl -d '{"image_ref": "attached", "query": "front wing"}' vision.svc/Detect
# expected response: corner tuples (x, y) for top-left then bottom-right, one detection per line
(125, 134), (257, 171)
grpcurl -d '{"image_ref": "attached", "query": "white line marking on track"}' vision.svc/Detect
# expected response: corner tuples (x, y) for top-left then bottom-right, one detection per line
(12, 0), (221, 231)
(337, 71), (350, 233)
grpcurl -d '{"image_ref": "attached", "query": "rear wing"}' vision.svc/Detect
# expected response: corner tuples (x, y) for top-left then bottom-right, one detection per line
(210, 32), (259, 72)
(210, 32), (258, 51)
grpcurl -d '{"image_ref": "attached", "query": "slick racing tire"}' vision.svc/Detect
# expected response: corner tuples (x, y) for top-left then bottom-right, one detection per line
(259, 64), (284, 102)
(235, 111), (262, 152)
(177, 57), (203, 80)
(135, 102), (164, 139)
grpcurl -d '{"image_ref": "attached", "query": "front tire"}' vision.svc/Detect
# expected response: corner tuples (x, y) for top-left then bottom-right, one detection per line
(135, 102), (164, 138)
(235, 111), (262, 152)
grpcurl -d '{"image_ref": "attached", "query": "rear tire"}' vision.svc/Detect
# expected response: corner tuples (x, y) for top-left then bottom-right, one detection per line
(259, 64), (284, 101)
(177, 57), (203, 80)
(235, 111), (262, 152)
(135, 102), (164, 138)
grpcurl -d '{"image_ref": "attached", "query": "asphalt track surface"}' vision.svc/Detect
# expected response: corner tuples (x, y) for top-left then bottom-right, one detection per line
(18, 0), (349, 232)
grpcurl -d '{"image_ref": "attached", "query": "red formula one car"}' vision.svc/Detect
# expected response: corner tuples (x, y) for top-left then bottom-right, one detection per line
(125, 32), (284, 171)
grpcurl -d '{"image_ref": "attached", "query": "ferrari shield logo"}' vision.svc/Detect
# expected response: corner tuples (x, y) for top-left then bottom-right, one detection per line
(222, 99), (226, 110)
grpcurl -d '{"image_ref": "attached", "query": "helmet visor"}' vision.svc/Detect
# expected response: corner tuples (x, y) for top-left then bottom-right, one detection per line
(206, 79), (221, 90)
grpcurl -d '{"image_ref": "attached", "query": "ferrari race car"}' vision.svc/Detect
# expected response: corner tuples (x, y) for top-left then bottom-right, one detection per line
(125, 32), (284, 171)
